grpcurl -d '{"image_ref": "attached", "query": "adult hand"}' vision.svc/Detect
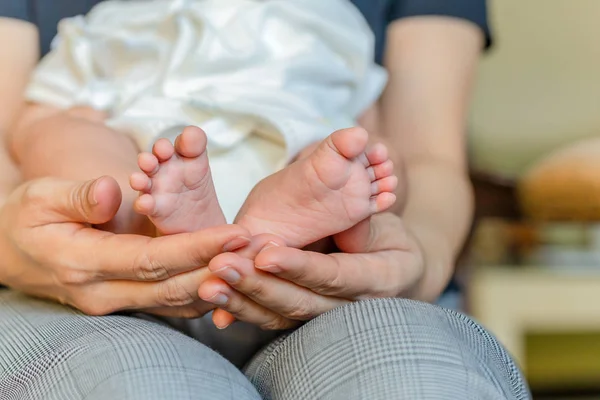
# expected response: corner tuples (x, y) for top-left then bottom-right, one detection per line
(198, 212), (426, 330)
(0, 176), (251, 318)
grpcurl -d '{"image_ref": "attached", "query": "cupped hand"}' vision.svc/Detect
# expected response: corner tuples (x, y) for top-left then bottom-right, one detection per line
(0, 176), (251, 317)
(198, 213), (426, 330)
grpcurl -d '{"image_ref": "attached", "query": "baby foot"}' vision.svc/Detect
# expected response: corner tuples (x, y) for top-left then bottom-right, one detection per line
(130, 126), (225, 235)
(235, 127), (397, 248)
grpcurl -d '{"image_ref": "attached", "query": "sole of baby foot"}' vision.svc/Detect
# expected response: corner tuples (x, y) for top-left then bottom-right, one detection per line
(235, 127), (397, 248)
(130, 126), (225, 235)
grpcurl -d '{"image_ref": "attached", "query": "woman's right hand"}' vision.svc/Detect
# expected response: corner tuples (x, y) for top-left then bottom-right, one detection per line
(0, 176), (251, 318)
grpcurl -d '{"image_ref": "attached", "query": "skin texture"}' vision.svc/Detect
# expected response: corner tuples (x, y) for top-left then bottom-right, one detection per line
(11, 107), (149, 234)
(379, 16), (480, 299)
(132, 126), (396, 244)
(0, 18), (36, 202)
(0, 175), (253, 317)
(0, 21), (251, 318)
(0, 16), (482, 328)
(199, 16), (482, 329)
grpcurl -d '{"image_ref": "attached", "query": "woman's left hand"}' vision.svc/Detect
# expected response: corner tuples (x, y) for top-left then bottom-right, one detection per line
(197, 212), (426, 330)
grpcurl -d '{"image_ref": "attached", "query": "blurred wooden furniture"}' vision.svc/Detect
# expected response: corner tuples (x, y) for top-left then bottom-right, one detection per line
(463, 0), (600, 393)
(465, 172), (600, 391)
(469, 263), (600, 368)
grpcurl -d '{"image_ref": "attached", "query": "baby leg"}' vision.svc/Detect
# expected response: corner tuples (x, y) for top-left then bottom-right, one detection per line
(9, 104), (147, 233)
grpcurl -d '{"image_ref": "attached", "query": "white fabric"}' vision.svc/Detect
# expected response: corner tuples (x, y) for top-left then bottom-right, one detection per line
(26, 0), (387, 222)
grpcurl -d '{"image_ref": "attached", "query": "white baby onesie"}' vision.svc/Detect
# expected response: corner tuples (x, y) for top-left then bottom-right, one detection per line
(26, 0), (387, 222)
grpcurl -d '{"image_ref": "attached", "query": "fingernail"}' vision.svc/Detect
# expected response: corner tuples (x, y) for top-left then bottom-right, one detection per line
(223, 236), (251, 252)
(261, 241), (280, 252)
(204, 292), (229, 306)
(88, 179), (100, 205)
(215, 321), (232, 330)
(214, 266), (241, 284)
(256, 264), (283, 273)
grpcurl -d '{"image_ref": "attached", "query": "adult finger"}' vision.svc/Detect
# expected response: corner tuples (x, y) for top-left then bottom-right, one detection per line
(204, 234), (285, 325)
(254, 246), (421, 299)
(201, 252), (347, 321)
(143, 301), (217, 319)
(198, 277), (302, 331)
(234, 233), (285, 259)
(43, 224), (251, 283)
(21, 176), (122, 226)
(68, 266), (215, 315)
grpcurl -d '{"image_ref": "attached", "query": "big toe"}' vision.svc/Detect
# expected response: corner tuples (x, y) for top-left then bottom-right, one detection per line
(175, 126), (208, 158)
(328, 127), (369, 160)
(306, 127), (370, 191)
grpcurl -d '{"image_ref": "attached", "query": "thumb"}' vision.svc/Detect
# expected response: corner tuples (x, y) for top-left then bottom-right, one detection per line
(333, 217), (373, 253)
(27, 176), (122, 225)
(335, 213), (413, 254)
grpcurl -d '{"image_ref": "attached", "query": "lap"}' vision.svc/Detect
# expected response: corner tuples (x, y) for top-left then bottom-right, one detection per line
(0, 290), (259, 400)
(247, 299), (531, 400)
(0, 291), (530, 400)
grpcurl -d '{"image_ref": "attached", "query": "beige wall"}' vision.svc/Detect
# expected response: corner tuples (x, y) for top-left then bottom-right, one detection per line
(468, 0), (600, 178)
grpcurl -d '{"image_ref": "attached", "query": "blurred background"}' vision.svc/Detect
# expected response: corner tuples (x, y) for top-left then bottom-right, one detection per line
(460, 0), (600, 398)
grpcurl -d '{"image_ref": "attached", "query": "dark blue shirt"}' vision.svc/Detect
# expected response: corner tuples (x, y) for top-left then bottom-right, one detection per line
(2, 0), (491, 63)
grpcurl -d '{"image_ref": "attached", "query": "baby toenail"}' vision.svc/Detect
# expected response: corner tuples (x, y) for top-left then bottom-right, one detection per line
(216, 267), (241, 284)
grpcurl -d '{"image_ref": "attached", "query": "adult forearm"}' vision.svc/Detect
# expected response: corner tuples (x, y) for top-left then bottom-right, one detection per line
(380, 17), (483, 299)
(401, 159), (473, 300)
(0, 145), (20, 205)
(0, 18), (39, 203)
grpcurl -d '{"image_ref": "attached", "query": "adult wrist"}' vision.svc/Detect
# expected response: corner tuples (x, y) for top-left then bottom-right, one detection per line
(405, 223), (456, 302)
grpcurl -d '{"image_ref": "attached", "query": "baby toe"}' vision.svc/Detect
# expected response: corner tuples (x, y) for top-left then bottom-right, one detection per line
(175, 126), (208, 158)
(134, 193), (156, 216)
(371, 175), (398, 195)
(138, 152), (160, 175)
(370, 192), (397, 213)
(130, 172), (152, 192)
(368, 159), (394, 181)
(152, 138), (175, 162)
(366, 143), (389, 165)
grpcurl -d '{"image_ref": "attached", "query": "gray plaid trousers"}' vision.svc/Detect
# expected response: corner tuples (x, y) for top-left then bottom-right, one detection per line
(0, 290), (530, 399)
